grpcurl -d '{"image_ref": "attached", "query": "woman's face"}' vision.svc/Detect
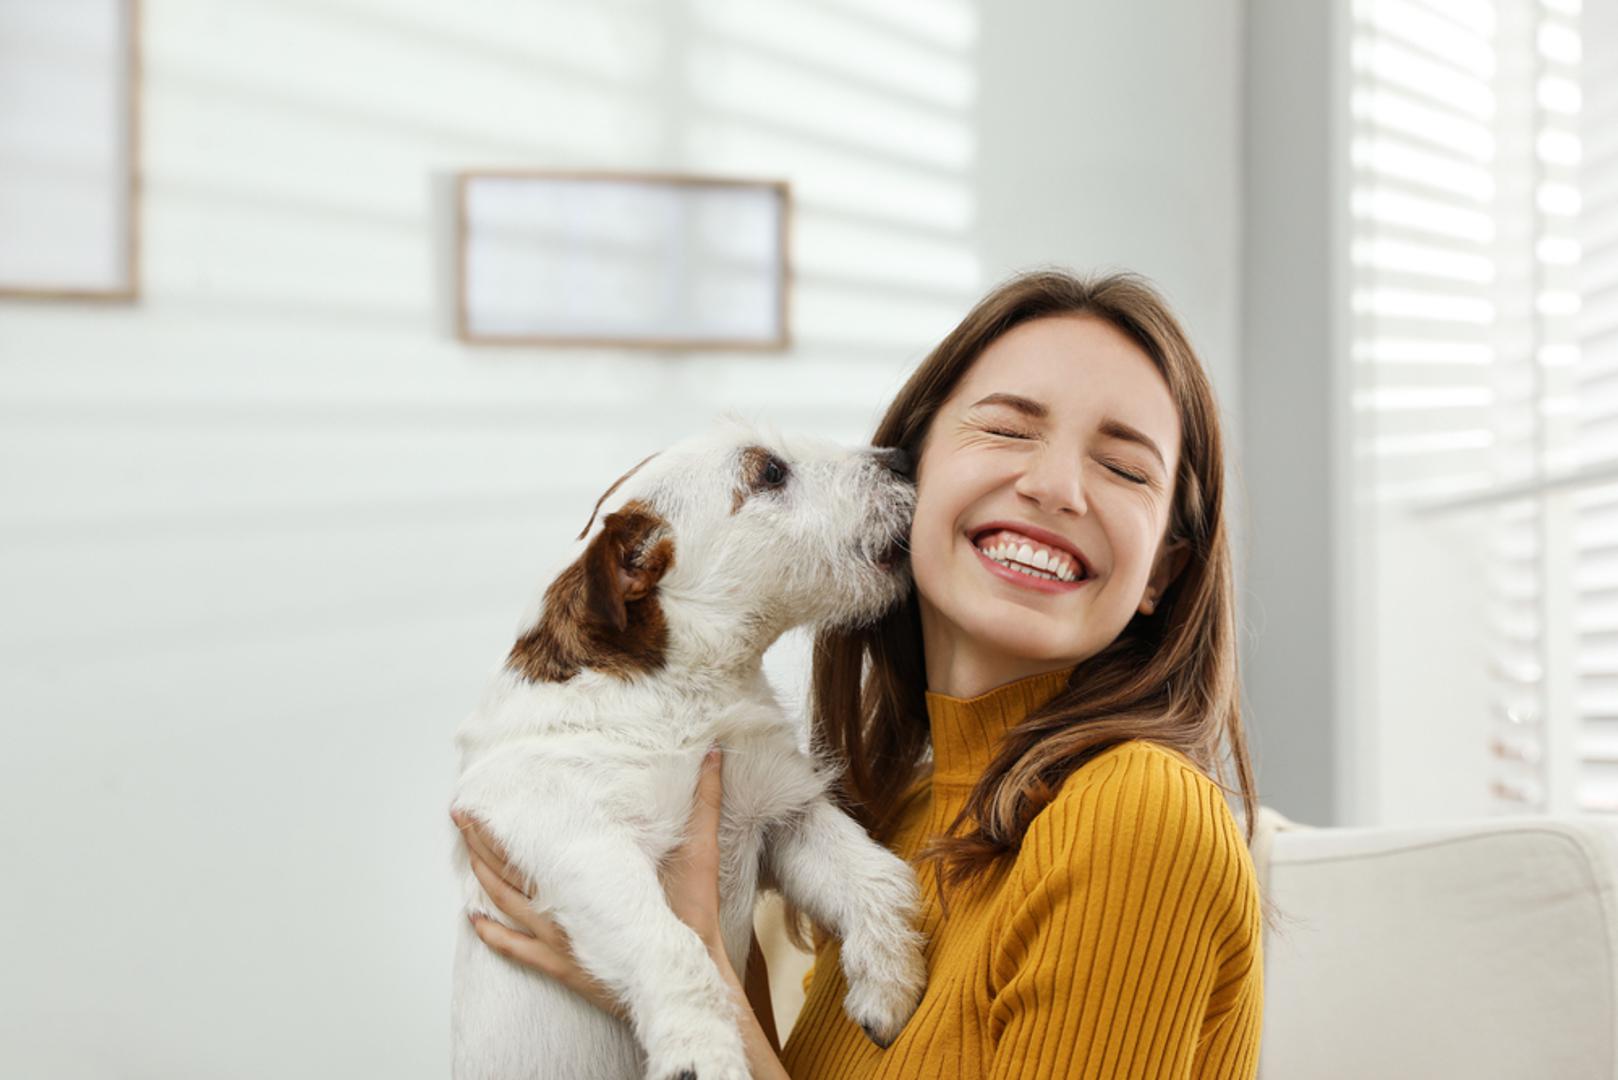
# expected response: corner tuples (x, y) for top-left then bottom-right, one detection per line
(909, 314), (1189, 697)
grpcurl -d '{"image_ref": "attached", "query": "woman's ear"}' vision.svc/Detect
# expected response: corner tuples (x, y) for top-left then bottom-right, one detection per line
(582, 502), (675, 633)
(1146, 536), (1191, 605)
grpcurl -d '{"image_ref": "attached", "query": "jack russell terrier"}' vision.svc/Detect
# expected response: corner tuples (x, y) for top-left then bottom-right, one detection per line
(450, 415), (928, 1080)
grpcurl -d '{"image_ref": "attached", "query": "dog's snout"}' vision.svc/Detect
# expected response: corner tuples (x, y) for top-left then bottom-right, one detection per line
(869, 446), (913, 479)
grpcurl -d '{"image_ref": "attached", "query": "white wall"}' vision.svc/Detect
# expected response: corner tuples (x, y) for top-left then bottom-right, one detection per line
(977, 0), (1243, 406)
(1239, 0), (1353, 827)
(0, 0), (1244, 1075)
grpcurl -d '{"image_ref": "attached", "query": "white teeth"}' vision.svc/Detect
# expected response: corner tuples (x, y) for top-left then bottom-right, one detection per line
(974, 533), (1083, 583)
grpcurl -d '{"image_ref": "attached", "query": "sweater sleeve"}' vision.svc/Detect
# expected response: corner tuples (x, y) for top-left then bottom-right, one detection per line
(985, 747), (1262, 1079)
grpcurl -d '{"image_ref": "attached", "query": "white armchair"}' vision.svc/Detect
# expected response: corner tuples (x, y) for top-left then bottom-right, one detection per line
(1252, 805), (1618, 1078)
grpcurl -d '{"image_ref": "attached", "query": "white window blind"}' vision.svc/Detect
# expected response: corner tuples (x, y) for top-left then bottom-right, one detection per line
(1351, 0), (1616, 815)
(1573, 0), (1618, 808)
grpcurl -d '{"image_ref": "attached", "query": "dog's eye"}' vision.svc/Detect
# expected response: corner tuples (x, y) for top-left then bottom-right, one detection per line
(762, 458), (788, 486)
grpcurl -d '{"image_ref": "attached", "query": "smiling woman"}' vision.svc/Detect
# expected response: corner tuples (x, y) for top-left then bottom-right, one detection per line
(775, 268), (1271, 1079)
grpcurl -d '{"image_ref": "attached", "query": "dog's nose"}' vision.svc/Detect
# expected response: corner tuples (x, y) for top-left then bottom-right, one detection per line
(870, 446), (913, 479)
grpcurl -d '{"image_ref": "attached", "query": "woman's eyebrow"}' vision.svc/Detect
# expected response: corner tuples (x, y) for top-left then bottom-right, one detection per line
(969, 392), (1167, 471)
(971, 391), (1048, 418)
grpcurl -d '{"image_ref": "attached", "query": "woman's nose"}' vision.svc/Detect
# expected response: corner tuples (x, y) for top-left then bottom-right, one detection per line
(1014, 448), (1087, 515)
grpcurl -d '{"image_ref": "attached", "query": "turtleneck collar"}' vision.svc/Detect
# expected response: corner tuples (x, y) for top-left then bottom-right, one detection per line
(924, 664), (1077, 787)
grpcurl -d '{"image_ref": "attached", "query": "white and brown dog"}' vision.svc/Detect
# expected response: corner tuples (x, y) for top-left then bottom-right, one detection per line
(449, 415), (928, 1080)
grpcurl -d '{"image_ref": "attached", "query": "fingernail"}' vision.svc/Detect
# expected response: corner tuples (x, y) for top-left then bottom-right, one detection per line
(705, 747), (721, 763)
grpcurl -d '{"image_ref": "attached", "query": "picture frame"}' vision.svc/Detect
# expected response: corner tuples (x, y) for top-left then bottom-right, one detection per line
(0, 0), (141, 301)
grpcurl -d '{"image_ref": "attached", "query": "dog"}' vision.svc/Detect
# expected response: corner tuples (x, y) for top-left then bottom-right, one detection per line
(449, 415), (929, 1080)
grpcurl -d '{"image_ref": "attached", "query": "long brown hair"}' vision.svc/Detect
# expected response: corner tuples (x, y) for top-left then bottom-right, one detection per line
(796, 266), (1278, 939)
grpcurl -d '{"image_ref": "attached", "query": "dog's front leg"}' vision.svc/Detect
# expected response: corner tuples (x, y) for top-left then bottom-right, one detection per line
(764, 797), (927, 1047)
(532, 828), (750, 1080)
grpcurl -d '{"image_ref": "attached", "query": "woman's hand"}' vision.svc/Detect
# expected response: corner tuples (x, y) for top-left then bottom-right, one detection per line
(450, 747), (730, 1018)
(452, 806), (627, 1020)
(658, 747), (726, 953)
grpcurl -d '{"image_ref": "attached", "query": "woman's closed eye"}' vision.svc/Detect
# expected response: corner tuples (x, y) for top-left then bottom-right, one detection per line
(980, 425), (1151, 485)
(981, 424), (1034, 440)
(1103, 460), (1151, 485)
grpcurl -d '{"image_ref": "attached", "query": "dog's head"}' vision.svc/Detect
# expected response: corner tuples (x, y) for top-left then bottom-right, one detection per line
(507, 414), (915, 683)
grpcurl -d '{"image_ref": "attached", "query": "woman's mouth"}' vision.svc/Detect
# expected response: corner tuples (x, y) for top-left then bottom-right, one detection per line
(968, 530), (1092, 594)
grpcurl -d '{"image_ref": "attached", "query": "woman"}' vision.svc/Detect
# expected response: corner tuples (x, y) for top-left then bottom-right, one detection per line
(453, 268), (1270, 1077)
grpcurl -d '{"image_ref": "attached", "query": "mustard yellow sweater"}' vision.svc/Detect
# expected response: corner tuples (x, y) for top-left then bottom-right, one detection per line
(780, 666), (1264, 1078)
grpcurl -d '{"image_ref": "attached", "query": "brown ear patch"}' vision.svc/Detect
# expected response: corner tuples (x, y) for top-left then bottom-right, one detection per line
(507, 498), (676, 683)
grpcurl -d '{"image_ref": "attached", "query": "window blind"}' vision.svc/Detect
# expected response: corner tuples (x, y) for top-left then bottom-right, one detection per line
(1350, 0), (1610, 813)
(1573, 0), (1618, 808)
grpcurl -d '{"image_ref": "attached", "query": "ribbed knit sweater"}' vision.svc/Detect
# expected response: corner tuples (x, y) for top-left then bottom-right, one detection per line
(778, 666), (1264, 1078)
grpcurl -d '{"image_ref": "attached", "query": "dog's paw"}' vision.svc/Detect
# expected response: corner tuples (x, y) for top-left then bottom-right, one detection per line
(646, 1035), (749, 1080)
(842, 935), (927, 1049)
(649, 1064), (745, 1080)
(844, 974), (922, 1049)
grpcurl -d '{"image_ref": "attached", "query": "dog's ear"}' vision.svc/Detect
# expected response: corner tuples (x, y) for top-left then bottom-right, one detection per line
(507, 498), (675, 683)
(577, 451), (660, 541)
(582, 502), (674, 633)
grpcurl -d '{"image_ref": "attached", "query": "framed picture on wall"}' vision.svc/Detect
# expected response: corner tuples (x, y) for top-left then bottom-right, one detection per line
(456, 169), (791, 350)
(0, 0), (141, 300)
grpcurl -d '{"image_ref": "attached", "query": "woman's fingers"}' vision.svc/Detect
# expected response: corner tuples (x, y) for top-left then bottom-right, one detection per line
(465, 869), (629, 1021)
(662, 748), (723, 884)
(657, 747), (726, 950)
(469, 849), (550, 937)
(451, 810), (508, 872)
(468, 912), (563, 976)
(452, 809), (532, 898)
(689, 748), (724, 846)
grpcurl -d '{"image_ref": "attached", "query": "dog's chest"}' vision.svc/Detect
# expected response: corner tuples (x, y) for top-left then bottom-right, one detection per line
(637, 738), (819, 860)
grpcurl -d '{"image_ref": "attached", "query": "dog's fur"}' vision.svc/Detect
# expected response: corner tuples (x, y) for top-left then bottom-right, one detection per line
(449, 415), (929, 1080)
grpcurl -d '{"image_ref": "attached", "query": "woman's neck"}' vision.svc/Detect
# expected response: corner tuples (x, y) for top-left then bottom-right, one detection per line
(921, 634), (1081, 699)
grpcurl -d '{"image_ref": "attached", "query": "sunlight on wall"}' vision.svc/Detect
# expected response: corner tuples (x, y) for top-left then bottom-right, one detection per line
(0, 2), (983, 1076)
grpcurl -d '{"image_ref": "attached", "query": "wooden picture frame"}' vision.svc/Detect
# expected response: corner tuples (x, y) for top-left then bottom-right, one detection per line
(0, 0), (141, 301)
(455, 169), (792, 350)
